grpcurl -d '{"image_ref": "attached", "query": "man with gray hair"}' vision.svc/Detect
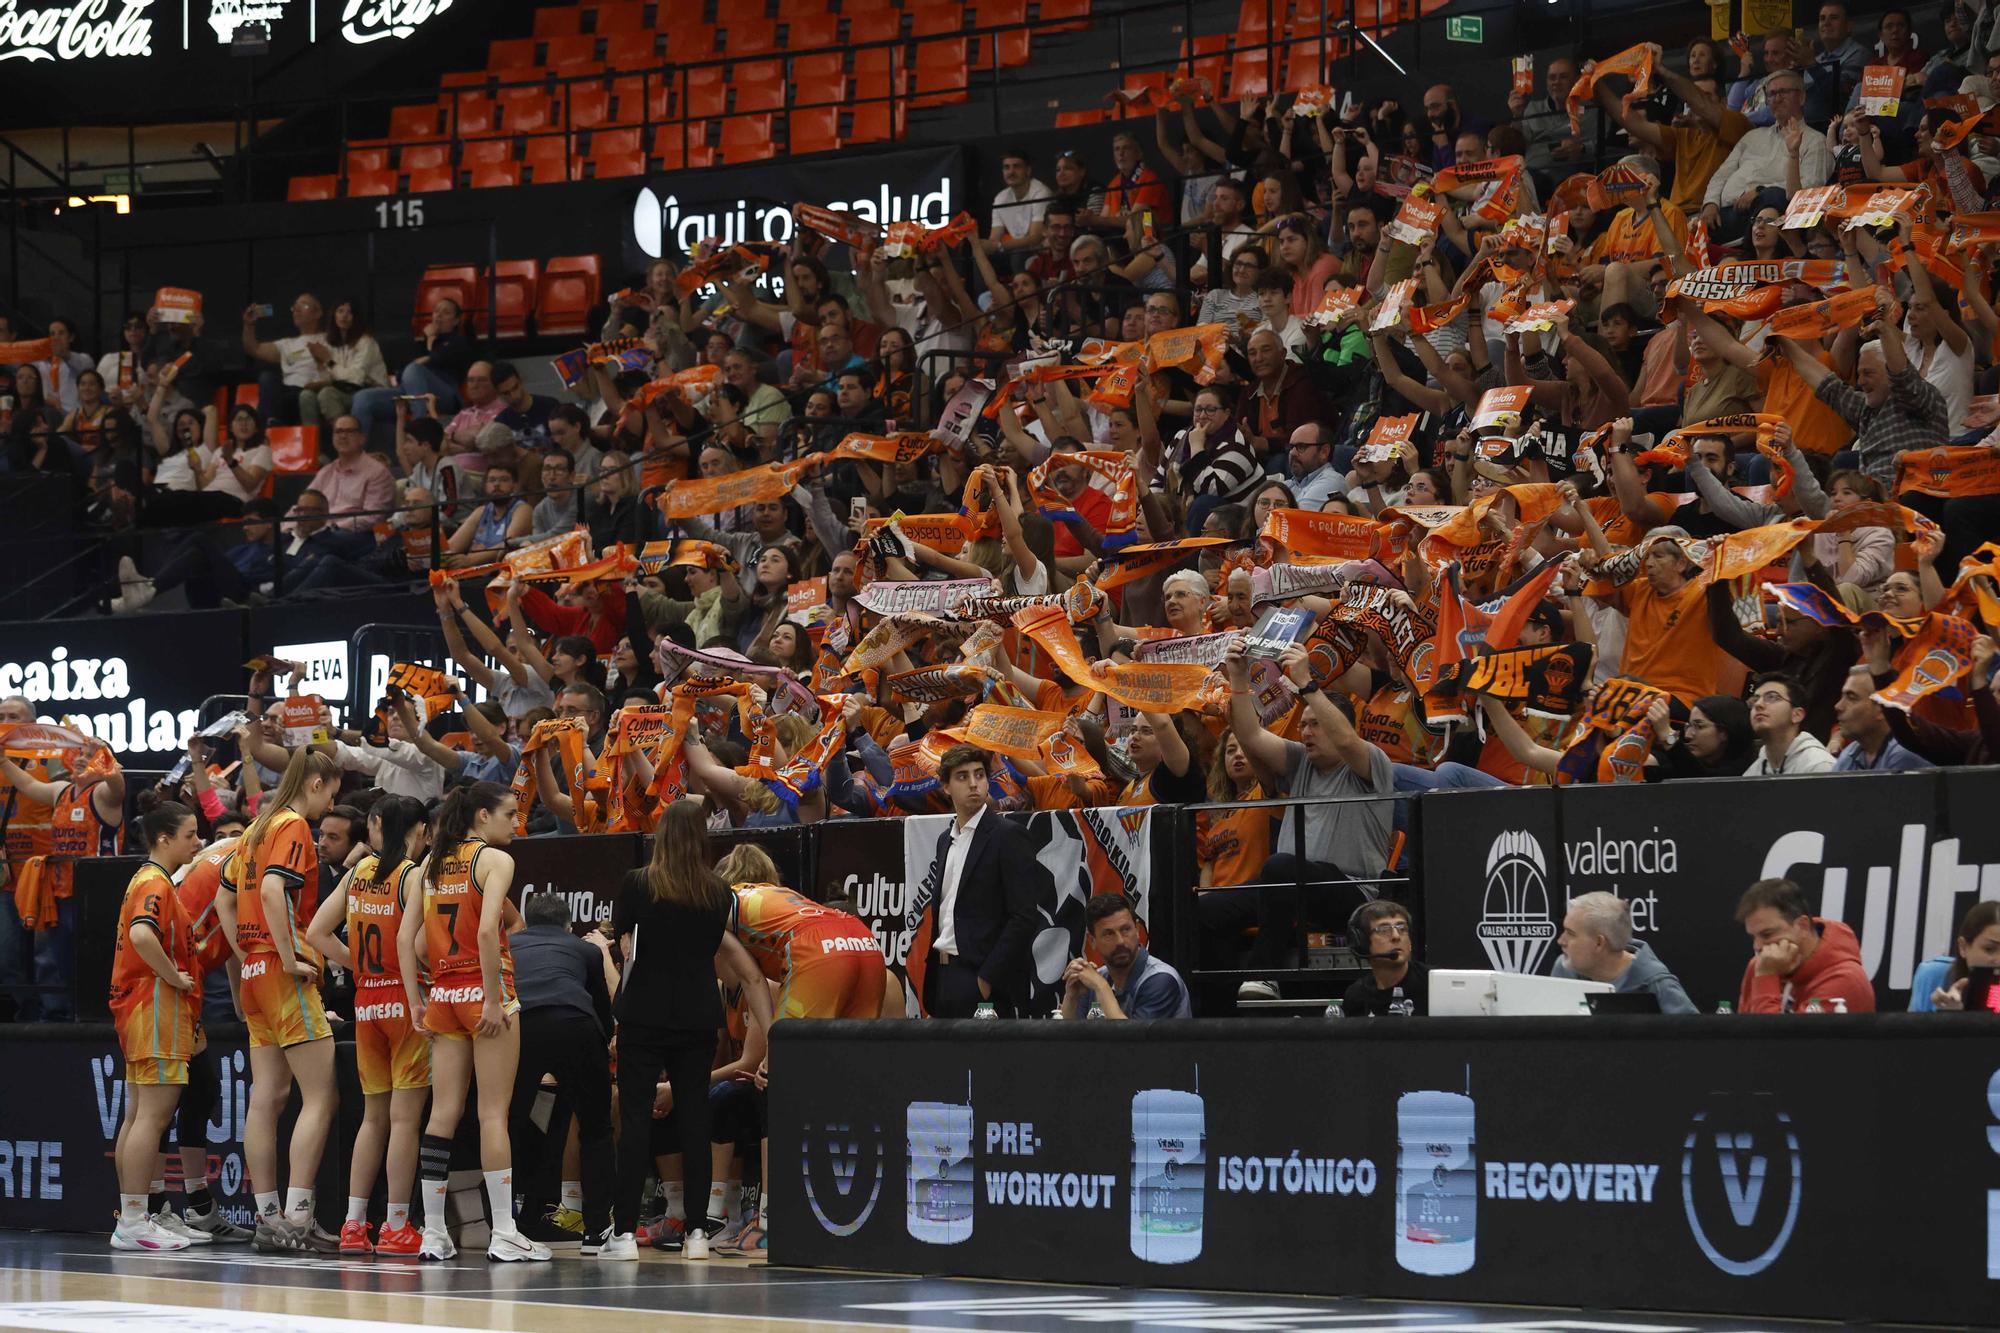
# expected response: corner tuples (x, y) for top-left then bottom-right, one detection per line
(1771, 289), (1948, 491)
(1553, 892), (1697, 1012)
(1700, 66), (1831, 241)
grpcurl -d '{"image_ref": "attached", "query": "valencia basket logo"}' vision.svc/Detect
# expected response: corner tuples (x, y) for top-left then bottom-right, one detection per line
(1680, 1095), (1803, 1277)
(1477, 831), (1557, 974)
(801, 1118), (885, 1238)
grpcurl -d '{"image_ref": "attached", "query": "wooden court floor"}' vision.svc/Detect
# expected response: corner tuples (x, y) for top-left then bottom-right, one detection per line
(0, 1233), (1883, 1332)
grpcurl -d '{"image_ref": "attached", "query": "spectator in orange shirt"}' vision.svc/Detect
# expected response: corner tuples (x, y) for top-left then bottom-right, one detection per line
(1101, 132), (1172, 228)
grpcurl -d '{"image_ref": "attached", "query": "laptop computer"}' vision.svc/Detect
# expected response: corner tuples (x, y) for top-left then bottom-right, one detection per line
(1586, 991), (1662, 1015)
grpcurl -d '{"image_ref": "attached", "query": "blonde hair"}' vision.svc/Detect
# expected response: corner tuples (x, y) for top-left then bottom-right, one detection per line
(239, 748), (339, 868)
(716, 843), (782, 886)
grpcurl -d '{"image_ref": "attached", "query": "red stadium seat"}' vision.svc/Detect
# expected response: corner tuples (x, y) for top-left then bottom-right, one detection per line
(344, 146), (390, 176)
(461, 137), (514, 166)
(847, 100), (904, 144)
(387, 104), (440, 141)
(534, 7), (582, 38)
(537, 255), (603, 337)
(439, 70), (489, 89)
(991, 27), (1030, 65)
(735, 73), (786, 113)
(591, 126), (643, 156)
(488, 37), (536, 69)
(653, 127), (718, 171)
(399, 141), (450, 172)
(790, 104), (842, 154)
(569, 85), (613, 128)
(972, 0), (1027, 64)
(660, 24), (717, 59)
(494, 76), (549, 105)
(1283, 38), (1335, 90)
(777, 0), (832, 13)
(267, 427), (320, 474)
(1039, 0), (1090, 30)
(911, 41), (968, 106)
(850, 47), (903, 92)
(1052, 107), (1106, 128)
(793, 51), (846, 89)
(406, 165), (457, 193)
(490, 260), (540, 338)
(593, 2), (647, 33)
(910, 1), (963, 36)
(413, 266), (485, 337)
(683, 80), (728, 119)
(719, 114), (776, 163)
(468, 160), (523, 189)
(590, 148), (649, 178)
(523, 135), (578, 182)
(545, 34), (598, 67)
(1227, 48), (1270, 97)
(287, 174), (338, 202)
(345, 169), (399, 198)
(445, 94), (495, 137)
(786, 13), (841, 49)
(1182, 32), (1228, 89)
(507, 97), (555, 133)
(846, 9), (901, 48)
(726, 18), (778, 54)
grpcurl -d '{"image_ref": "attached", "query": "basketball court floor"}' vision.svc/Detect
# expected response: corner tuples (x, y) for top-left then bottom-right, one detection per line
(0, 1233), (1895, 1332)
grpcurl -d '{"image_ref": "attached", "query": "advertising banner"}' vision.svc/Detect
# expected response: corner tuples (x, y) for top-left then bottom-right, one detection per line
(510, 833), (644, 928)
(1418, 773), (1977, 1009)
(770, 1018), (1998, 1324)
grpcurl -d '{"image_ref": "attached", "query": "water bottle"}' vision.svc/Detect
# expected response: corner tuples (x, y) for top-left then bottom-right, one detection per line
(1324, 999), (1345, 1019)
(1395, 1090), (1477, 1276)
(1715, 1001), (1733, 1015)
(905, 1102), (974, 1245)
(1130, 1089), (1205, 1264)
(1086, 996), (1105, 1020)
(973, 1001), (998, 1020)
(1830, 996), (1848, 1014)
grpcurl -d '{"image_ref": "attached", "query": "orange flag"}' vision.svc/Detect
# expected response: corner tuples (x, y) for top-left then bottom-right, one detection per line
(1763, 286), (1879, 341)
(1893, 445), (2000, 499)
(1259, 508), (1384, 563)
(1566, 43), (1654, 133)
(1012, 606), (1212, 712)
(1872, 613), (1981, 712)
(658, 458), (816, 521)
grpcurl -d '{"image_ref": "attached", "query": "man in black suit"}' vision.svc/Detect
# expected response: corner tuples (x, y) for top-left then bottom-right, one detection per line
(923, 745), (1047, 1017)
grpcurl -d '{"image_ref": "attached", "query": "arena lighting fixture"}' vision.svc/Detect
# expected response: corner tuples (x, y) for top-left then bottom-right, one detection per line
(1333, 19), (1408, 77)
(59, 195), (132, 215)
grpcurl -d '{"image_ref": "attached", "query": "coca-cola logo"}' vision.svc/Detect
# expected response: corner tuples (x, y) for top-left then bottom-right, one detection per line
(0, 0), (154, 62)
(339, 0), (451, 44)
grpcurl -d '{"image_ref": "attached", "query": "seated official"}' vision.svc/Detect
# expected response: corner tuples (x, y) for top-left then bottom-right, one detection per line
(1342, 900), (1427, 1017)
(1059, 894), (1191, 1019)
(1910, 900), (2000, 1011)
(1734, 877), (1876, 1013)
(1552, 892), (1696, 1012)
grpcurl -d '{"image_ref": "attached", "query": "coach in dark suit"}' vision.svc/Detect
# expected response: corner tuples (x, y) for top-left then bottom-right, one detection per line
(923, 744), (1047, 1017)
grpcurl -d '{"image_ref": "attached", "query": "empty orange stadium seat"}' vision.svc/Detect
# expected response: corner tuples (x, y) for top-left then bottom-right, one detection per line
(846, 8), (901, 47)
(1052, 107), (1106, 127)
(590, 149), (649, 178)
(445, 94), (495, 137)
(910, 1), (962, 36)
(387, 104), (440, 141)
(720, 114), (776, 162)
(399, 141), (450, 172)
(591, 126), (643, 156)
(1283, 39), (1333, 90)
(793, 50), (846, 87)
(735, 74), (786, 113)
(1039, 0), (1090, 30)
(1227, 48), (1270, 97)
(439, 69), (489, 89)
(847, 100), (903, 144)
(490, 260), (540, 338)
(488, 37), (536, 69)
(345, 169), (399, 198)
(786, 12), (840, 48)
(287, 174), (338, 202)
(850, 47), (902, 90)
(535, 7), (581, 38)
(991, 28), (1030, 65)
(593, 1), (646, 32)
(507, 98), (555, 133)
(267, 427), (320, 474)
(495, 77), (549, 105)
(345, 146), (390, 176)
(523, 136), (578, 182)
(777, 0), (832, 13)
(461, 137), (514, 166)
(406, 165), (457, 193)
(547, 34), (598, 67)
(726, 17), (778, 54)
(654, 128), (718, 171)
(683, 81), (728, 119)
(569, 86), (613, 127)
(912, 41), (968, 105)
(790, 104), (842, 154)
(537, 255), (603, 337)
(468, 160), (523, 189)
(660, 23), (715, 59)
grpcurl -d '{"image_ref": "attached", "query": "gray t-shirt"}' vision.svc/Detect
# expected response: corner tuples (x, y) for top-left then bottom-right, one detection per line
(1271, 737), (1394, 878)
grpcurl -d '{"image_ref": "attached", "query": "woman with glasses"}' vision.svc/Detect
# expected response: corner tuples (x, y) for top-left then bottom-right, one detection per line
(1198, 246), (1267, 330)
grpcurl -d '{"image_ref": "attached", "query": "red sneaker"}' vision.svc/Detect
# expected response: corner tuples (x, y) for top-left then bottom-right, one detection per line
(339, 1219), (374, 1254)
(374, 1223), (423, 1258)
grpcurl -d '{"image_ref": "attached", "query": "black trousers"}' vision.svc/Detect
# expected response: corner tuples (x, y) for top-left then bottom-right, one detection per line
(508, 1011), (615, 1235)
(1247, 854), (1370, 968)
(614, 1028), (716, 1234)
(923, 954), (1013, 1017)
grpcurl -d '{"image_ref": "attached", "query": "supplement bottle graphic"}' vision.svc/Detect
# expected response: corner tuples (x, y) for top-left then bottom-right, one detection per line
(1130, 1088), (1205, 1264)
(1395, 1088), (1476, 1275)
(905, 1100), (974, 1244)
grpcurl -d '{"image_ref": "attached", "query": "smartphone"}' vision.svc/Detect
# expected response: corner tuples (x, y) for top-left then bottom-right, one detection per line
(257, 303), (275, 318)
(850, 496), (868, 525)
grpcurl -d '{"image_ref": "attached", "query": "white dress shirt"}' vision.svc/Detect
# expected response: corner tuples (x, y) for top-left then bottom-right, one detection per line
(1703, 123), (1832, 207)
(934, 804), (987, 956)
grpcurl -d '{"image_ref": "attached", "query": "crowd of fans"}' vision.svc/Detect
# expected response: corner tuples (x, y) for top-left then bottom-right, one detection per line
(6, 7), (2000, 1020)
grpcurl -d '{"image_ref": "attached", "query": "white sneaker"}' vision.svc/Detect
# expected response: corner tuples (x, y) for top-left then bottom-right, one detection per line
(594, 1231), (639, 1261)
(111, 1217), (189, 1251)
(418, 1229), (457, 1261)
(152, 1210), (213, 1244)
(486, 1227), (552, 1263)
(111, 557), (156, 614)
(682, 1227), (709, 1261)
(1236, 979), (1280, 1001)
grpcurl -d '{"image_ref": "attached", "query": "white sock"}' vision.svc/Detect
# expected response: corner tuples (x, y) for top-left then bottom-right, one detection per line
(421, 1179), (448, 1234)
(663, 1181), (684, 1217)
(483, 1169), (515, 1234)
(346, 1196), (368, 1223)
(386, 1203), (409, 1231)
(254, 1191), (280, 1219)
(119, 1194), (147, 1224)
(149, 1177), (166, 1197)
(705, 1183), (727, 1220)
(284, 1188), (313, 1226)
(560, 1181), (582, 1211)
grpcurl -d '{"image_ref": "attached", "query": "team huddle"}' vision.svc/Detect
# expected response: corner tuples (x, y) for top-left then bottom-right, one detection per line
(106, 748), (894, 1262)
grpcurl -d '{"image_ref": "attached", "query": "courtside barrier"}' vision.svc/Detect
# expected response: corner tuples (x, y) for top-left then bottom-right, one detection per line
(769, 1016), (1999, 1324)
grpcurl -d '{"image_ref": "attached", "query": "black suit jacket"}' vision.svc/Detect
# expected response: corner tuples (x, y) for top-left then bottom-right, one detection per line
(930, 809), (1047, 1000)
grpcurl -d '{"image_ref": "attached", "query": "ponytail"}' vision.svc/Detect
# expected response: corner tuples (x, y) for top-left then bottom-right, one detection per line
(141, 800), (194, 850)
(427, 781), (512, 889)
(367, 794), (429, 887)
(240, 748), (339, 869)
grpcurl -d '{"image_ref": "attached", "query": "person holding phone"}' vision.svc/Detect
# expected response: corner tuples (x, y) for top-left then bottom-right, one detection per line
(1910, 900), (2000, 1011)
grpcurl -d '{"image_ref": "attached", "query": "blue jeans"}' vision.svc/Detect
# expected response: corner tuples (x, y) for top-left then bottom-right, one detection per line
(1392, 761), (1507, 792)
(0, 892), (75, 1022)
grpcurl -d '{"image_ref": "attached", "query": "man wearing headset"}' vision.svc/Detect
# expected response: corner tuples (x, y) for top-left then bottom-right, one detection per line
(1341, 900), (1427, 1016)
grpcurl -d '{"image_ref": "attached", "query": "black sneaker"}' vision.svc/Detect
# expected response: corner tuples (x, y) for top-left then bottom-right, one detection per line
(579, 1224), (614, 1257)
(517, 1207), (582, 1251)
